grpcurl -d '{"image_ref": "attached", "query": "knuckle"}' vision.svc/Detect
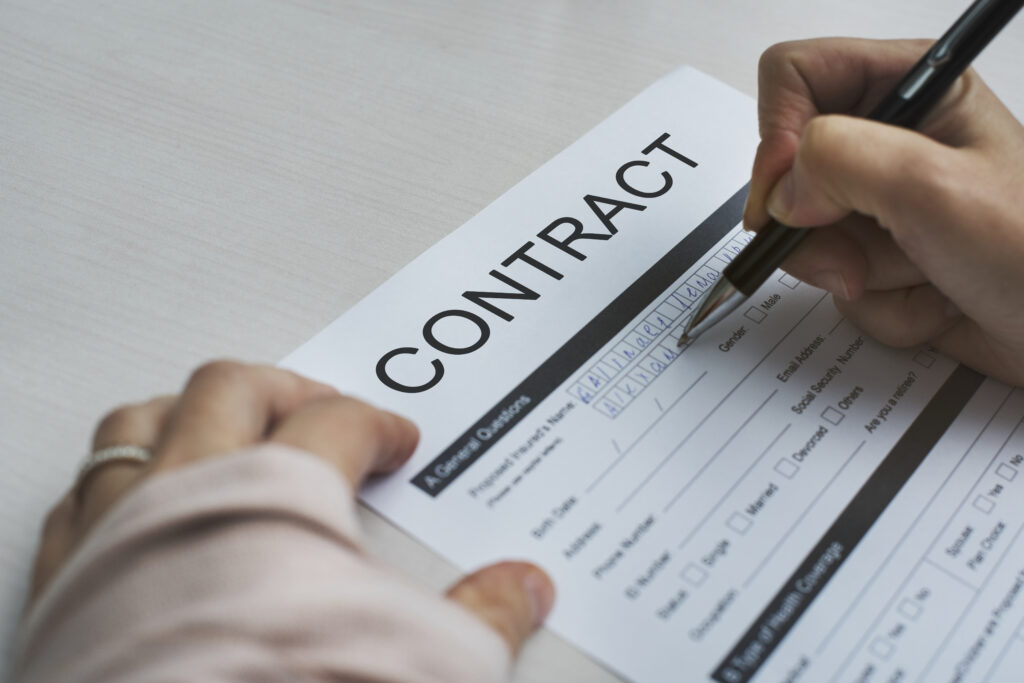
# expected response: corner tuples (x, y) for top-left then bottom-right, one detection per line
(321, 393), (370, 417)
(336, 397), (390, 440)
(299, 394), (383, 441)
(94, 404), (141, 440)
(902, 151), (952, 197)
(188, 359), (247, 389)
(758, 40), (801, 74)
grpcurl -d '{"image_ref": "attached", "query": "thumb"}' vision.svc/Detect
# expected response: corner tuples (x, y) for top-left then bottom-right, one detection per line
(765, 114), (959, 234)
(446, 561), (555, 656)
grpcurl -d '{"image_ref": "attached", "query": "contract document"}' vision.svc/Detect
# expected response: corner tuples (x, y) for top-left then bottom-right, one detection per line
(283, 68), (1024, 682)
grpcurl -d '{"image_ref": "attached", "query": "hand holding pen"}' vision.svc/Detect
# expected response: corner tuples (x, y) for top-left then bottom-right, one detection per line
(682, 4), (1024, 386)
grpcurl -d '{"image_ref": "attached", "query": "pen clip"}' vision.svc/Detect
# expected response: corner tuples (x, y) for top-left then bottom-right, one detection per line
(898, 0), (999, 99)
(932, 0), (996, 61)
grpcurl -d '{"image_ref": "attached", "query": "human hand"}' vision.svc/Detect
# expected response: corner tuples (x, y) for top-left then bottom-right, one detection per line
(744, 38), (1024, 386)
(32, 361), (555, 657)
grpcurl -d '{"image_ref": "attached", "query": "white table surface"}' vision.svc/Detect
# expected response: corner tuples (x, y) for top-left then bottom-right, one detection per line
(3, 0), (1023, 678)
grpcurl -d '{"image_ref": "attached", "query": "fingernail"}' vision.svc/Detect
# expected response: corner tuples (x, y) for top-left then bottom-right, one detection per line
(523, 570), (555, 626)
(809, 270), (850, 300)
(766, 171), (795, 222)
(741, 194), (753, 230)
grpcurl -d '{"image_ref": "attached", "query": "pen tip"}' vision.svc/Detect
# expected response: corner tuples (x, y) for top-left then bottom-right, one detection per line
(676, 333), (690, 348)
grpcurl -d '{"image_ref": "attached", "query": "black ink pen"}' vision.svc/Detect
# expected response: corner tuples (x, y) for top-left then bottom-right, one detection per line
(680, 0), (1024, 346)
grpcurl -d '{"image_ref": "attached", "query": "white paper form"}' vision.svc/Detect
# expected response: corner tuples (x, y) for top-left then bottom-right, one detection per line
(282, 68), (1024, 682)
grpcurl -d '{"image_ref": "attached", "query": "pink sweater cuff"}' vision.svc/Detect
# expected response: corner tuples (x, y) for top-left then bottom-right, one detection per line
(15, 444), (510, 683)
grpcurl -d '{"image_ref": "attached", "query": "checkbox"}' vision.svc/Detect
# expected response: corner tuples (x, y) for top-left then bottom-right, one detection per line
(821, 406), (845, 425)
(974, 495), (996, 514)
(914, 351), (936, 368)
(727, 513), (752, 534)
(774, 459), (799, 479)
(898, 599), (922, 621)
(870, 638), (895, 660)
(996, 464), (1017, 481)
(779, 273), (800, 289)
(744, 307), (767, 324)
(682, 563), (708, 587)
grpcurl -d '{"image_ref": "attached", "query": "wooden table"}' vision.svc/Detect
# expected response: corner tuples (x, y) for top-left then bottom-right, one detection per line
(3, 0), (1022, 678)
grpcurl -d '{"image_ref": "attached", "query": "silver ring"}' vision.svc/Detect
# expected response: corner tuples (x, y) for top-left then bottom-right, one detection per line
(78, 445), (153, 482)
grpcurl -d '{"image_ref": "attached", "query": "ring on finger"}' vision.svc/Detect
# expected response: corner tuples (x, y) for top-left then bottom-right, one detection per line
(77, 445), (153, 485)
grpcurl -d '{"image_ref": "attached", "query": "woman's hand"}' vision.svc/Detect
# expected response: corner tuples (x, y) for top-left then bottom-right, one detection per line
(745, 38), (1024, 386)
(32, 360), (554, 657)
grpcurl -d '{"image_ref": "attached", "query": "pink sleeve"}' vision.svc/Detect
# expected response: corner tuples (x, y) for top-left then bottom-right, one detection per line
(13, 444), (510, 683)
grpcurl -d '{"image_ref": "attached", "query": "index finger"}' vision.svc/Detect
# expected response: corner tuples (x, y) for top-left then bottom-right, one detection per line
(757, 38), (931, 140)
(746, 38), (932, 230)
(153, 361), (339, 469)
